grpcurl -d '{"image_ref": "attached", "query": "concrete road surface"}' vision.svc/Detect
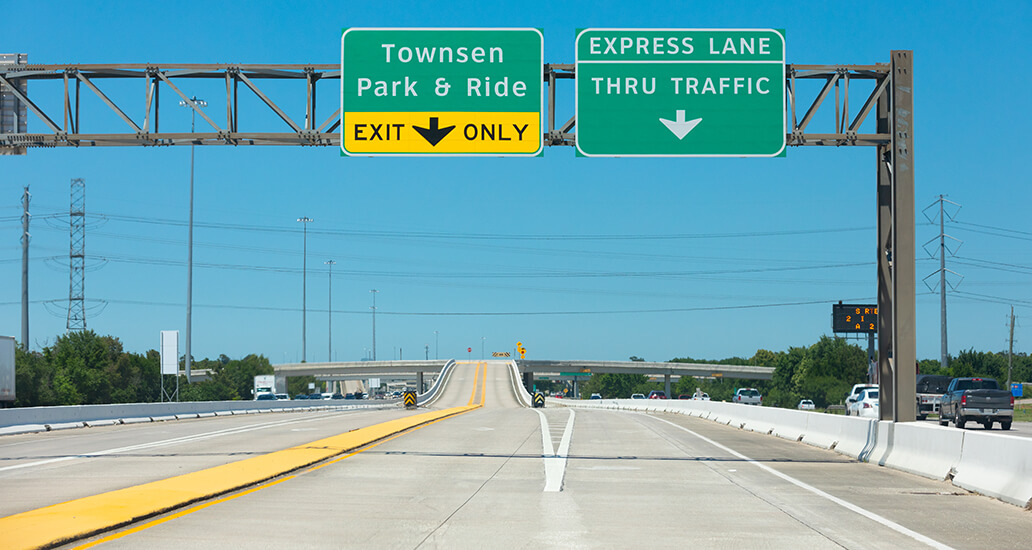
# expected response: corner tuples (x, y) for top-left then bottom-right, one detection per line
(3, 361), (1030, 549)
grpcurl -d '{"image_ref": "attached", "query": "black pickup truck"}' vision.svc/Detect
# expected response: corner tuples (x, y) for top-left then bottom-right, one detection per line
(938, 377), (1014, 430)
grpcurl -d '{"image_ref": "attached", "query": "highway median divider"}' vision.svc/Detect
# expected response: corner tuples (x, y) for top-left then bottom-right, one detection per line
(874, 421), (964, 481)
(951, 430), (1032, 509)
(0, 403), (481, 550)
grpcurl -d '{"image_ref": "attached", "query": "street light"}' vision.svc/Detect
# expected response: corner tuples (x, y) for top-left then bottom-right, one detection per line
(297, 216), (314, 362)
(481, 336), (486, 360)
(370, 289), (379, 361)
(179, 96), (206, 383)
(325, 260), (335, 362)
(434, 330), (439, 360)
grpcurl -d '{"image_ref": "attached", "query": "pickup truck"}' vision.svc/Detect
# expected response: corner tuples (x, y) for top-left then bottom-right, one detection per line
(938, 377), (1014, 430)
(915, 374), (952, 420)
(733, 388), (762, 406)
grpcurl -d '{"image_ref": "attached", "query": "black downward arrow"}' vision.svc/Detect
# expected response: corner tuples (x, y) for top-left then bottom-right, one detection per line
(413, 117), (455, 146)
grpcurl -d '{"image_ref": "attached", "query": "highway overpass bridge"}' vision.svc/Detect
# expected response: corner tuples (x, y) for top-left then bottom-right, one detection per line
(272, 359), (775, 397)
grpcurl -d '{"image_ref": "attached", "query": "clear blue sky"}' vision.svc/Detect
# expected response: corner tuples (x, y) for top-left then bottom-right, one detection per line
(2, 1), (1029, 365)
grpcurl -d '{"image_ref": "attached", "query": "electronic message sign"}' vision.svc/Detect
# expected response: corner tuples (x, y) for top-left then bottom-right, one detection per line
(832, 303), (878, 333)
(341, 28), (543, 156)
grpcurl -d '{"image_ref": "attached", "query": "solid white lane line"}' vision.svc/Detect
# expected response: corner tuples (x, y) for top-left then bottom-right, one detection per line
(556, 408), (575, 459)
(0, 410), (370, 474)
(536, 408), (575, 492)
(649, 415), (955, 550)
(536, 409), (554, 456)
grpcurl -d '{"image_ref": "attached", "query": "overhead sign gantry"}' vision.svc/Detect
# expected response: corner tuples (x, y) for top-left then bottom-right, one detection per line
(339, 28), (544, 156)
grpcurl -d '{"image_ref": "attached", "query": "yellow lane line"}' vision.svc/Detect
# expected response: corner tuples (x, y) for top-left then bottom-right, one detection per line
(479, 361), (487, 406)
(2, 405), (480, 550)
(71, 410), (479, 549)
(467, 361), (482, 406)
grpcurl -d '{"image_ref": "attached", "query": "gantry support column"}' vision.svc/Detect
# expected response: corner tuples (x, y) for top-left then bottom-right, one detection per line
(877, 51), (916, 422)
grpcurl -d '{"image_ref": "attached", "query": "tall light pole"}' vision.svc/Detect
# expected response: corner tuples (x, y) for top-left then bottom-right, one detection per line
(180, 96), (206, 383)
(325, 260), (335, 362)
(481, 336), (486, 360)
(434, 330), (439, 360)
(370, 289), (379, 361)
(297, 216), (314, 362)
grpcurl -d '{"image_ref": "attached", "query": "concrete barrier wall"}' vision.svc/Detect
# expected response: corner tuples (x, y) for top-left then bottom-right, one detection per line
(0, 399), (397, 434)
(551, 397), (1032, 509)
(951, 430), (1032, 508)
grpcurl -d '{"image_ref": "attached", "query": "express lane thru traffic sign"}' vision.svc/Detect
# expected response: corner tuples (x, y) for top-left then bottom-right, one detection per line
(575, 28), (786, 157)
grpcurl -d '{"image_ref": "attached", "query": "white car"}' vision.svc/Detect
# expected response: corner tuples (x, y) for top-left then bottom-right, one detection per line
(630, 393), (646, 400)
(849, 389), (880, 418)
(797, 399), (816, 410)
(845, 384), (877, 416)
(693, 392), (710, 401)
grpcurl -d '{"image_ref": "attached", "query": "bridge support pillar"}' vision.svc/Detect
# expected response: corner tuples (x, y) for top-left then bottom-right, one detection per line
(664, 374), (671, 398)
(417, 372), (424, 394)
(523, 371), (533, 392)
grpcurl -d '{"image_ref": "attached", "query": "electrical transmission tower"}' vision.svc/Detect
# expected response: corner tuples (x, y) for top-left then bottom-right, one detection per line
(67, 178), (86, 331)
(922, 196), (962, 370)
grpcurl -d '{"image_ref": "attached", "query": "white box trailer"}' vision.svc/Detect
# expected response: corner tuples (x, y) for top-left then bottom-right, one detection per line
(0, 336), (15, 405)
(253, 374), (276, 398)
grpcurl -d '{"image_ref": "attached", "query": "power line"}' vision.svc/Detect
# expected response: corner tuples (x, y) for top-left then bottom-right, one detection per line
(76, 211), (877, 241)
(952, 220), (1032, 237)
(75, 297), (862, 316)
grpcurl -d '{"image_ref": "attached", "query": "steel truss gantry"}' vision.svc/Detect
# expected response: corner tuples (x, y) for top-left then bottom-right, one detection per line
(0, 53), (915, 421)
(1, 60), (892, 150)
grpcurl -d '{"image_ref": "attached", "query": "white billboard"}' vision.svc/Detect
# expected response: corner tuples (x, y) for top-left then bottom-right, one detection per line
(160, 331), (178, 375)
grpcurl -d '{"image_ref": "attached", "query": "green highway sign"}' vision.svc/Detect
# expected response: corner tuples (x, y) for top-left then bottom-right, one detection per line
(575, 28), (786, 157)
(341, 28), (544, 157)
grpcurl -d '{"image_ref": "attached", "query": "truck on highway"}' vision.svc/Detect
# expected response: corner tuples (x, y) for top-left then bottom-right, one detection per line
(732, 388), (762, 406)
(1, 335), (14, 407)
(253, 374), (276, 399)
(915, 374), (952, 420)
(939, 377), (1014, 430)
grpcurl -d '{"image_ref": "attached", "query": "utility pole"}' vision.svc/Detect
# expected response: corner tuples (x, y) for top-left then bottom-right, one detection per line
(325, 260), (335, 362)
(20, 186), (29, 350)
(370, 289), (379, 361)
(939, 196), (947, 370)
(922, 195), (962, 371)
(1007, 306), (1016, 387)
(297, 217), (313, 362)
(180, 96), (206, 383)
(434, 330), (439, 360)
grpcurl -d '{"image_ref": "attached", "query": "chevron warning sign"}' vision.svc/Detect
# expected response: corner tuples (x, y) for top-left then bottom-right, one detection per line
(532, 392), (545, 408)
(403, 391), (417, 409)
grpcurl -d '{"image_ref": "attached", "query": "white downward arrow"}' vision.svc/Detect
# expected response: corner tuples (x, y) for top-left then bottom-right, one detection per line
(659, 110), (702, 140)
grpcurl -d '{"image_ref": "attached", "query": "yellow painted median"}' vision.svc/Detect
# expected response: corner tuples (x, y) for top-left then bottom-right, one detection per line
(1, 404), (479, 550)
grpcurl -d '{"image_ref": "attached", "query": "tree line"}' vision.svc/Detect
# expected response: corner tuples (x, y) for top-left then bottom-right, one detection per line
(11, 330), (314, 407)
(10, 330), (1030, 409)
